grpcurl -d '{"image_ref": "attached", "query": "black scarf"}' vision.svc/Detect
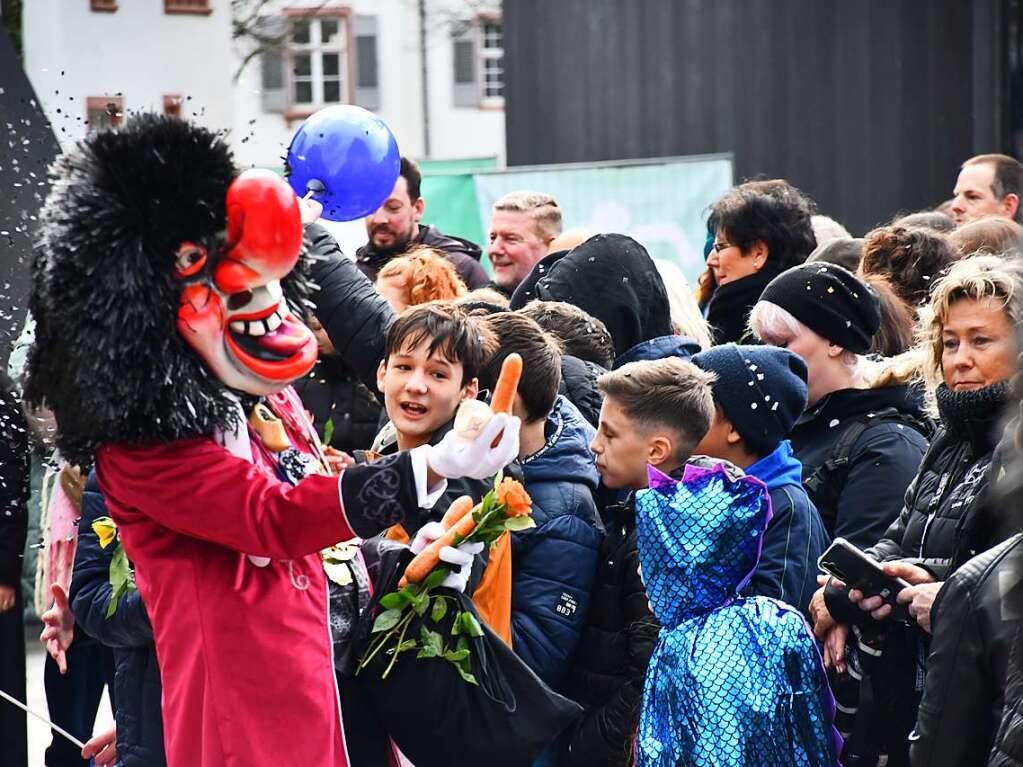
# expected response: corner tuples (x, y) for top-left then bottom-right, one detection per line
(705, 267), (779, 345)
(935, 381), (1010, 455)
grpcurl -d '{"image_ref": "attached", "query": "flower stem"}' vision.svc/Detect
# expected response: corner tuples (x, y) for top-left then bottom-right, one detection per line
(382, 612), (414, 680)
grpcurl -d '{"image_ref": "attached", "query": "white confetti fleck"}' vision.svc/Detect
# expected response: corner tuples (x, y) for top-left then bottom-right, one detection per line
(829, 419), (841, 428)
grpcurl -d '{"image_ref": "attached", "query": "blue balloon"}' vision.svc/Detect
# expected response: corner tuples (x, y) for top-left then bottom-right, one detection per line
(286, 105), (400, 222)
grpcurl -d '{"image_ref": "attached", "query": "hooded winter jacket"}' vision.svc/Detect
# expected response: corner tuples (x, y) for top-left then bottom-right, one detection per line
(356, 224), (489, 289)
(558, 355), (604, 429)
(611, 335), (701, 369)
(740, 441), (830, 619)
(791, 382), (930, 549)
(70, 473), (165, 767)
(292, 354), (383, 453)
(634, 460), (839, 767)
(528, 234), (674, 359)
(513, 396), (603, 690)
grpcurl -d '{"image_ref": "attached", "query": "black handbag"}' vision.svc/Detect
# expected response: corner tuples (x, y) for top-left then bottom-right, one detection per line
(352, 545), (582, 767)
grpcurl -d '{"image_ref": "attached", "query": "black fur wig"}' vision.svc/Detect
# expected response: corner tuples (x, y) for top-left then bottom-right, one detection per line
(25, 113), (314, 466)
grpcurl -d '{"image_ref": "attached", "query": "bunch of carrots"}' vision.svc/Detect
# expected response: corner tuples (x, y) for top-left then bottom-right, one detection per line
(399, 352), (523, 588)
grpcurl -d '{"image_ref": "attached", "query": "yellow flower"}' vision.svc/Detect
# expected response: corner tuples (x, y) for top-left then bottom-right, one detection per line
(495, 478), (532, 518)
(92, 516), (118, 549)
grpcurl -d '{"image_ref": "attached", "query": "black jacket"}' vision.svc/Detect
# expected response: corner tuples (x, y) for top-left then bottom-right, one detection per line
(561, 493), (659, 767)
(307, 221), (395, 402)
(791, 383), (930, 550)
(292, 354), (382, 453)
(355, 224), (489, 289)
(70, 473), (165, 767)
(559, 355), (605, 429)
(910, 535), (1022, 767)
(705, 266), (779, 346)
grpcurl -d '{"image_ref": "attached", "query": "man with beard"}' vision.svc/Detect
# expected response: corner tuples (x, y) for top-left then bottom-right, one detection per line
(357, 157), (488, 289)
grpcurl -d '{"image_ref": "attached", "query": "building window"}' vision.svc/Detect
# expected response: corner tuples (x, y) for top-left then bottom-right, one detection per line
(164, 0), (211, 14)
(86, 96), (124, 131)
(164, 94), (184, 118)
(452, 15), (503, 109)
(287, 14), (349, 110)
(479, 19), (503, 104)
(90, 0), (118, 12)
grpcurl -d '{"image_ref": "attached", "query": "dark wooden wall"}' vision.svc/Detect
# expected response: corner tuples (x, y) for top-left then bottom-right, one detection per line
(504, 0), (1007, 236)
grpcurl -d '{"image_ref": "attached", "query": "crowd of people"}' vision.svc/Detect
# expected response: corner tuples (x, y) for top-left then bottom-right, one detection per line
(2, 115), (1023, 767)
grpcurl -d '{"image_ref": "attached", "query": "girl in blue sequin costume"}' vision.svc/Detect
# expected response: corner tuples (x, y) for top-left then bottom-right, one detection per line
(635, 460), (841, 766)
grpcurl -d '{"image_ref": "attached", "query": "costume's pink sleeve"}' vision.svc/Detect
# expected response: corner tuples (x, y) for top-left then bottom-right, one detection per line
(96, 437), (354, 559)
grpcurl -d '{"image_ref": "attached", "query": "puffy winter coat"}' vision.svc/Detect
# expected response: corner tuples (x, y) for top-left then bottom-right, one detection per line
(513, 397), (603, 690)
(739, 441), (829, 619)
(69, 472), (165, 767)
(791, 382), (930, 549)
(910, 535), (1022, 767)
(611, 334), (701, 369)
(356, 224), (488, 289)
(560, 496), (660, 767)
(559, 355), (604, 429)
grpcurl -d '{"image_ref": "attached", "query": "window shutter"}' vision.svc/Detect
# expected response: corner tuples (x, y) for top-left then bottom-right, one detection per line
(257, 16), (288, 113)
(452, 23), (479, 108)
(352, 15), (380, 111)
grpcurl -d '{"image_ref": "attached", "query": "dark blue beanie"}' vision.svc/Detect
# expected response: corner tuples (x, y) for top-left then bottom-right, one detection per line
(692, 344), (808, 456)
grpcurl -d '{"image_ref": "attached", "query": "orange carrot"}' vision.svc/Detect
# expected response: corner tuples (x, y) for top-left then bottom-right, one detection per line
(490, 353), (523, 414)
(441, 495), (475, 528)
(400, 505), (480, 587)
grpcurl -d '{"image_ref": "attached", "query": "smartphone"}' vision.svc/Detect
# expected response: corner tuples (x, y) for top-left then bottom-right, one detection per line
(818, 538), (911, 622)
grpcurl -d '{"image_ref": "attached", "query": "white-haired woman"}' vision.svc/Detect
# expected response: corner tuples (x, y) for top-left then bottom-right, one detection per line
(748, 263), (931, 549)
(808, 255), (1023, 766)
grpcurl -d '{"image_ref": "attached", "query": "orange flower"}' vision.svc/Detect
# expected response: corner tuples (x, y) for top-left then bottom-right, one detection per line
(495, 478), (532, 517)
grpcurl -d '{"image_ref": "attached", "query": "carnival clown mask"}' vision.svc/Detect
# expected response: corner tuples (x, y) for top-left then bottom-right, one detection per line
(175, 169), (318, 395)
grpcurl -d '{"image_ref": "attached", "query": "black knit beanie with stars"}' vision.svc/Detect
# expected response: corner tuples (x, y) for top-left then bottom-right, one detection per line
(758, 263), (881, 354)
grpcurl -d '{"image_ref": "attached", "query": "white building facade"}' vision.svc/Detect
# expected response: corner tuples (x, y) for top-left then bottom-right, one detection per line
(21, 0), (505, 169)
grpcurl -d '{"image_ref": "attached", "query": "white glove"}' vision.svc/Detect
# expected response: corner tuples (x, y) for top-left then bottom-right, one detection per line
(409, 521), (485, 593)
(426, 412), (521, 480)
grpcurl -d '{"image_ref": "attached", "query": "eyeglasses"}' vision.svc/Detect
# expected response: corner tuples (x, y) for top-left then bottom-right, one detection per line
(711, 241), (736, 253)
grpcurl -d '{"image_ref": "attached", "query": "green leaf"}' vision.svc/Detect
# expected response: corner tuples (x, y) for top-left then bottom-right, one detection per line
(450, 616), (462, 636)
(460, 611), (485, 638)
(493, 469), (504, 488)
(456, 636), (470, 654)
(412, 592), (430, 617)
(431, 596), (448, 623)
(443, 648), (470, 662)
(422, 567), (450, 591)
(455, 665), (479, 685)
(378, 591), (408, 610)
(323, 418), (334, 446)
(504, 516), (536, 532)
(397, 639), (417, 652)
(372, 609), (402, 633)
(416, 626), (443, 658)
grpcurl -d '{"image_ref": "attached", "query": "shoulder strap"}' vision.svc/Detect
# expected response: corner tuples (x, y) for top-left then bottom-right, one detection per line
(804, 407), (929, 537)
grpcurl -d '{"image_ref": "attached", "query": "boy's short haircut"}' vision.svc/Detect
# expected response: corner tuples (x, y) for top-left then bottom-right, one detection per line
(480, 313), (563, 423)
(598, 358), (715, 460)
(385, 302), (497, 385)
(519, 300), (615, 369)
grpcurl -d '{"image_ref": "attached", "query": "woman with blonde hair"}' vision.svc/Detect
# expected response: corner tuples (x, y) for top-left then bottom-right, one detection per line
(808, 255), (1023, 766)
(375, 245), (468, 313)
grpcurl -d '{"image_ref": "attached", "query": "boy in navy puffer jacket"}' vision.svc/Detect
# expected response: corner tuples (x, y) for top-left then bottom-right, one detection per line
(481, 313), (604, 691)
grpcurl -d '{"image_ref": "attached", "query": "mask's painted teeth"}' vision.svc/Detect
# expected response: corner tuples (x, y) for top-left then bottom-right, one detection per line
(229, 309), (285, 338)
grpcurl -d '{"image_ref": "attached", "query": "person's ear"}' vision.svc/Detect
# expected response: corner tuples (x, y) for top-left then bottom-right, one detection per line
(376, 360), (387, 394)
(413, 196), (425, 222)
(725, 422), (743, 445)
(462, 377), (479, 401)
(749, 240), (769, 269)
(648, 434), (674, 467)
(826, 343), (845, 359)
(1002, 193), (1020, 221)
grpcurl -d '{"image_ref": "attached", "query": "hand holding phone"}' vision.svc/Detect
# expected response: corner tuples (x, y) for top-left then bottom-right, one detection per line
(818, 538), (911, 622)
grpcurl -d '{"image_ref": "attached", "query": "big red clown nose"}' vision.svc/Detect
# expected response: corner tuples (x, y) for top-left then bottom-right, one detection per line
(217, 169), (304, 296)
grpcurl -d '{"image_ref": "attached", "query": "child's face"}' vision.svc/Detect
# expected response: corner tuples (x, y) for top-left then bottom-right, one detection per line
(590, 396), (673, 490)
(377, 338), (478, 446)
